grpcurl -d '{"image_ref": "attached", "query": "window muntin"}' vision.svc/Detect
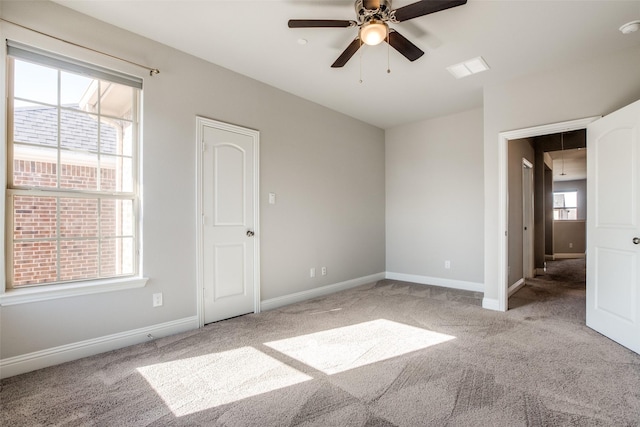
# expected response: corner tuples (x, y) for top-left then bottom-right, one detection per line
(6, 51), (141, 289)
(553, 191), (578, 220)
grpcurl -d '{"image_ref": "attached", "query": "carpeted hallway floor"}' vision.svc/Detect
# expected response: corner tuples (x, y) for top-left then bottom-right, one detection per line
(2, 259), (639, 426)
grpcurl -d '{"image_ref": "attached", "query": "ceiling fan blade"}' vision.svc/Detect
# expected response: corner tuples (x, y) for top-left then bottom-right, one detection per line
(331, 38), (362, 68)
(363, 0), (381, 10)
(288, 19), (356, 28)
(387, 30), (424, 62)
(393, 0), (467, 22)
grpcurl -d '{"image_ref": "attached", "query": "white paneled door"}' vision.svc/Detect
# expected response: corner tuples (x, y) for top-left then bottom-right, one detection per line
(587, 99), (640, 354)
(198, 118), (259, 324)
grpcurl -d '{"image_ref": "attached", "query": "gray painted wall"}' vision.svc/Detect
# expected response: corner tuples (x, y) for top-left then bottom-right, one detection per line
(386, 108), (484, 285)
(553, 220), (586, 254)
(0, 1), (385, 359)
(507, 138), (535, 286)
(484, 45), (640, 302)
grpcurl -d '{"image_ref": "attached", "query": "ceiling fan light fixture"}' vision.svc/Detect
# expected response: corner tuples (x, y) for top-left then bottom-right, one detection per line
(619, 20), (640, 34)
(360, 21), (388, 46)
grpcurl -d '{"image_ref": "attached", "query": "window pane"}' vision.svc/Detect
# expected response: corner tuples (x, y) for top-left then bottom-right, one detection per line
(59, 239), (99, 281)
(100, 237), (134, 276)
(554, 208), (578, 220)
(61, 71), (93, 108)
(100, 118), (120, 155)
(59, 151), (99, 190)
(13, 241), (58, 287)
(60, 198), (98, 238)
(100, 199), (134, 237)
(100, 157), (117, 191)
(13, 101), (58, 146)
(122, 121), (133, 157)
(100, 117), (133, 156)
(121, 157), (133, 192)
(100, 238), (117, 276)
(14, 59), (58, 105)
(13, 195), (57, 240)
(101, 155), (133, 192)
(553, 191), (577, 208)
(121, 237), (135, 275)
(12, 145), (58, 188)
(99, 80), (134, 119)
(60, 110), (99, 152)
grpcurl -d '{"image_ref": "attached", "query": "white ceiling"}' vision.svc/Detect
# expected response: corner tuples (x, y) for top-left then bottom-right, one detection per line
(52, 0), (640, 129)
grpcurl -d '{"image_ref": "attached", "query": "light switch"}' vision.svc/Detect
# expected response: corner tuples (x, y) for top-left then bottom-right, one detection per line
(268, 192), (276, 205)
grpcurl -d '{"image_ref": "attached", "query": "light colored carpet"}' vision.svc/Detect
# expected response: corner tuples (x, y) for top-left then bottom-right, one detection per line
(2, 259), (640, 426)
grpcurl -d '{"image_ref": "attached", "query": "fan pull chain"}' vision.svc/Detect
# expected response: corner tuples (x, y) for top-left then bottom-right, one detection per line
(359, 38), (363, 84)
(387, 31), (391, 74)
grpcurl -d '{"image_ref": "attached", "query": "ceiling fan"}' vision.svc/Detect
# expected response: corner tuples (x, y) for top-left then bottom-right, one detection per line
(288, 0), (467, 68)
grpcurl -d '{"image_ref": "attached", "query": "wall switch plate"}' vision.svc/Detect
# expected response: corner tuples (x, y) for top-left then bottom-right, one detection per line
(321, 267), (327, 276)
(152, 293), (163, 307)
(268, 192), (276, 205)
(310, 268), (315, 278)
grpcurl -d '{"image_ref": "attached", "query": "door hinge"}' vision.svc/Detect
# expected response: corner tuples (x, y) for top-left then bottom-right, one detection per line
(202, 214), (206, 225)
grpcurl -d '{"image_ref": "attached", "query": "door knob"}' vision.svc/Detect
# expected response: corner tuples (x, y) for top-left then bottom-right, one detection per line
(246, 230), (255, 237)
(634, 237), (640, 245)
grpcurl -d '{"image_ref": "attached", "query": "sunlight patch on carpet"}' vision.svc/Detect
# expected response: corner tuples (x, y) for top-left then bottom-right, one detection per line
(265, 319), (456, 375)
(137, 346), (312, 416)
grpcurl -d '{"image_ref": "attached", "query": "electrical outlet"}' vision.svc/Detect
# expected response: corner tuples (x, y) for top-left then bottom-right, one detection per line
(310, 268), (316, 278)
(569, 242), (573, 248)
(152, 293), (163, 307)
(321, 266), (327, 276)
(445, 260), (451, 269)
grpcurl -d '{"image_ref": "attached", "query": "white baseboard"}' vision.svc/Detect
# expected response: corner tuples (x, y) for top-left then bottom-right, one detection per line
(553, 253), (586, 259)
(0, 316), (199, 379)
(385, 272), (484, 293)
(482, 297), (502, 311)
(260, 272), (386, 312)
(508, 278), (526, 297)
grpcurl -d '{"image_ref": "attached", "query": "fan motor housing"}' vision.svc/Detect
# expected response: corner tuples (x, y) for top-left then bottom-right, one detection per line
(355, 0), (395, 25)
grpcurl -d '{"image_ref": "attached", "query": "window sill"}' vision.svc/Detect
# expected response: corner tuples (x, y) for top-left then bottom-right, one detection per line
(0, 277), (149, 306)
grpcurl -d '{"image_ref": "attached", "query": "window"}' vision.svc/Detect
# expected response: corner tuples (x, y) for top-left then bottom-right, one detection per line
(5, 42), (142, 290)
(553, 191), (577, 220)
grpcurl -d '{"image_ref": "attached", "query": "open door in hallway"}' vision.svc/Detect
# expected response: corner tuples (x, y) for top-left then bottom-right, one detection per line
(586, 99), (640, 354)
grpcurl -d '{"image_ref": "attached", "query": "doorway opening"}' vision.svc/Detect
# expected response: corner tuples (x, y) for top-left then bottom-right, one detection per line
(507, 131), (587, 308)
(496, 116), (598, 312)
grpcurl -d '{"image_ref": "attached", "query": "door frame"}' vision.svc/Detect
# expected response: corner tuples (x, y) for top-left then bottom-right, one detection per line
(522, 158), (534, 280)
(496, 116), (599, 311)
(195, 116), (261, 327)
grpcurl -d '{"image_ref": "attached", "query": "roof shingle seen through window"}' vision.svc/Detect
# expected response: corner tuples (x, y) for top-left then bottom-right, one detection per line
(13, 105), (118, 154)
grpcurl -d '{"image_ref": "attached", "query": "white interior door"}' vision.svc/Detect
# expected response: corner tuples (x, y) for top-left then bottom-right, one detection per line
(587, 99), (640, 354)
(198, 118), (259, 324)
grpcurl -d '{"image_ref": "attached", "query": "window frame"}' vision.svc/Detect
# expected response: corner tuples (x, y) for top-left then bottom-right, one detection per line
(1, 42), (147, 305)
(553, 190), (578, 221)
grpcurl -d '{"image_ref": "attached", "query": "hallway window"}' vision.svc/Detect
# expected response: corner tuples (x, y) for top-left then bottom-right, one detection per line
(553, 191), (577, 220)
